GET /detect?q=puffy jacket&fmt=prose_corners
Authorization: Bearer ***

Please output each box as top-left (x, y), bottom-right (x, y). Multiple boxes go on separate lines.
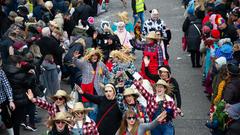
top-left (3, 64), bottom-right (35, 106)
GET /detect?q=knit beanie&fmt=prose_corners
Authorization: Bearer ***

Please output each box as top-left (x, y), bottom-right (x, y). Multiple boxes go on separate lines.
top-left (211, 29), bottom-right (220, 39)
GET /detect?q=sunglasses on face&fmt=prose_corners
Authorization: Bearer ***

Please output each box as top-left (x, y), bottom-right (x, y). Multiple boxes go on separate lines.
top-left (76, 111), bottom-right (84, 115)
top-left (56, 97), bottom-right (64, 101)
top-left (55, 121), bottom-right (66, 124)
top-left (127, 116), bottom-right (136, 120)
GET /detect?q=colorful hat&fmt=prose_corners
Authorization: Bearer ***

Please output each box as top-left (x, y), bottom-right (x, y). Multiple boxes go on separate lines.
top-left (13, 41), bottom-right (27, 50)
top-left (123, 88), bottom-right (139, 97)
top-left (72, 102), bottom-right (94, 113)
top-left (211, 29), bottom-right (220, 39)
top-left (50, 90), bottom-right (72, 102)
top-left (215, 16), bottom-right (225, 26)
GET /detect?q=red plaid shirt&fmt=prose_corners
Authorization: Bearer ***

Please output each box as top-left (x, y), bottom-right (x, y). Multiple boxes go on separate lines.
top-left (134, 81), bottom-right (178, 123)
top-left (82, 120), bottom-right (99, 135)
top-left (34, 98), bottom-right (59, 117)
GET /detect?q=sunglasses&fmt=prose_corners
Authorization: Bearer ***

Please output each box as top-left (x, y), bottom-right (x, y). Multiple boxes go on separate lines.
top-left (55, 121), bottom-right (66, 124)
top-left (76, 111), bottom-right (84, 115)
top-left (127, 116), bottom-right (136, 120)
top-left (56, 97), bottom-right (64, 101)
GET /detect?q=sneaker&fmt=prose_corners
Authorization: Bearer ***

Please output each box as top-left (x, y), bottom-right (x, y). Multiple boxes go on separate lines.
top-left (20, 123), bottom-right (27, 128)
top-left (25, 125), bottom-right (37, 132)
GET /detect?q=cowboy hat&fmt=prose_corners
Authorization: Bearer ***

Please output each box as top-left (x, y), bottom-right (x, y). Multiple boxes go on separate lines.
top-left (154, 79), bottom-right (169, 88)
top-left (50, 90), bottom-right (72, 102)
top-left (72, 102), bottom-right (94, 113)
top-left (123, 88), bottom-right (139, 97)
top-left (48, 112), bottom-right (72, 127)
top-left (146, 31), bottom-right (160, 40)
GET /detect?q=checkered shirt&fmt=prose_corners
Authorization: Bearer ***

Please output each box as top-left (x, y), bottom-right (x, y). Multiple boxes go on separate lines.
top-left (82, 120), bottom-right (99, 135)
top-left (134, 81), bottom-right (178, 123)
top-left (0, 69), bottom-right (13, 104)
top-left (34, 98), bottom-right (58, 117)
top-left (134, 42), bottom-right (164, 66)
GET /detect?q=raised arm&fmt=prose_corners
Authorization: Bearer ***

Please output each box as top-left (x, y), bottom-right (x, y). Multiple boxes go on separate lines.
top-left (81, 93), bottom-right (102, 105)
top-left (134, 81), bottom-right (153, 102)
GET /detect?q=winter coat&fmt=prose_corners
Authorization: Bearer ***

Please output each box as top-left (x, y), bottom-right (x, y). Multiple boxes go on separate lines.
top-left (223, 77), bottom-right (240, 104)
top-left (35, 36), bottom-right (65, 67)
top-left (71, 4), bottom-right (94, 27)
top-left (219, 24), bottom-right (239, 43)
top-left (0, 37), bottom-right (14, 65)
top-left (182, 15), bottom-right (202, 52)
top-left (40, 60), bottom-right (60, 97)
top-left (82, 93), bottom-right (122, 135)
top-left (3, 64), bottom-right (35, 107)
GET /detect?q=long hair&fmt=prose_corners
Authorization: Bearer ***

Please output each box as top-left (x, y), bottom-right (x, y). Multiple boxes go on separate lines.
top-left (29, 44), bottom-right (42, 58)
top-left (118, 109), bottom-right (140, 135)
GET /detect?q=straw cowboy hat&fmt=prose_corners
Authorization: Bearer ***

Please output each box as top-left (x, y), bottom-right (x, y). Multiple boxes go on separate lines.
top-left (146, 31), bottom-right (161, 40)
top-left (123, 88), bottom-right (140, 97)
top-left (72, 102), bottom-right (94, 113)
top-left (118, 11), bottom-right (129, 23)
top-left (15, 16), bottom-right (24, 23)
top-left (48, 112), bottom-right (72, 127)
top-left (50, 90), bottom-right (72, 102)
top-left (154, 79), bottom-right (169, 88)
top-left (84, 48), bottom-right (103, 61)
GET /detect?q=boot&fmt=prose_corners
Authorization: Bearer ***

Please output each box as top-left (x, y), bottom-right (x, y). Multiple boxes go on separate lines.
top-left (7, 128), bottom-right (14, 135)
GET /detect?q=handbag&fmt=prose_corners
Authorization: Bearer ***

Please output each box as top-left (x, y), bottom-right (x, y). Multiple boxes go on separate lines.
top-left (81, 73), bottom-right (96, 102)
top-left (182, 35), bottom-right (187, 51)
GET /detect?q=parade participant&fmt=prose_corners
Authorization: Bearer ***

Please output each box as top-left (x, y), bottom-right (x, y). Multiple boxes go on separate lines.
top-left (134, 31), bottom-right (164, 84)
top-left (71, 102), bottom-right (99, 135)
top-left (115, 109), bottom-right (167, 135)
top-left (112, 11), bottom-right (134, 34)
top-left (26, 89), bottom-right (72, 117)
top-left (142, 9), bottom-right (167, 39)
top-left (117, 87), bottom-right (149, 123)
top-left (76, 83), bottom-right (122, 135)
top-left (47, 112), bottom-right (72, 135)
top-left (73, 48), bottom-right (111, 120)
top-left (114, 22), bottom-right (134, 51)
top-left (110, 50), bottom-right (137, 87)
top-left (0, 68), bottom-right (15, 135)
top-left (144, 59), bottom-right (182, 115)
top-left (134, 79), bottom-right (178, 135)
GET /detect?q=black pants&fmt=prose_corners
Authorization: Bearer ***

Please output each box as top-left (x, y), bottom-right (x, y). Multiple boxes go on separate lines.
top-left (0, 101), bottom-right (12, 128)
top-left (190, 51), bottom-right (201, 67)
top-left (12, 105), bottom-right (26, 135)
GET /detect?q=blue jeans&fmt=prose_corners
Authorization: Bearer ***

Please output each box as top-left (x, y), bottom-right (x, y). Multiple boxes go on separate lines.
top-left (151, 121), bottom-right (175, 135)
top-left (133, 12), bottom-right (144, 32)
top-left (83, 102), bottom-right (98, 121)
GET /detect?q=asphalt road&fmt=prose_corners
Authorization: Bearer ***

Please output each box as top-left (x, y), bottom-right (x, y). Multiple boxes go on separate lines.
top-left (1, 0), bottom-right (211, 134)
